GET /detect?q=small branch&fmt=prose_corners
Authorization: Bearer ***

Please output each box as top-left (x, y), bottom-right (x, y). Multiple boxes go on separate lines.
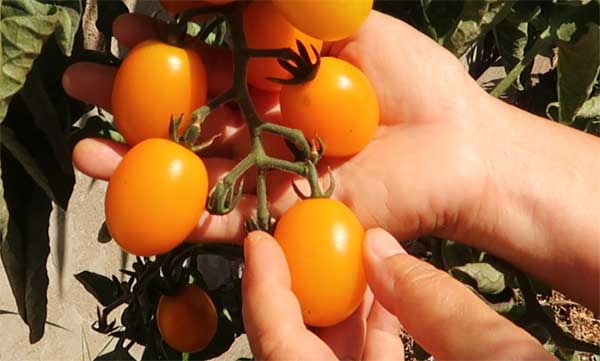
top-left (258, 122), bottom-right (311, 157)
top-left (256, 169), bottom-right (270, 231)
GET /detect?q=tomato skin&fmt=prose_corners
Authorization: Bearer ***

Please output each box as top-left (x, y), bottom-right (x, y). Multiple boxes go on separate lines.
top-left (274, 198), bottom-right (366, 327)
top-left (112, 40), bottom-right (207, 146)
top-left (105, 139), bottom-right (208, 257)
top-left (279, 57), bottom-right (379, 157)
top-left (273, 0), bottom-right (373, 41)
top-left (157, 284), bottom-right (218, 353)
top-left (243, 1), bottom-right (322, 92)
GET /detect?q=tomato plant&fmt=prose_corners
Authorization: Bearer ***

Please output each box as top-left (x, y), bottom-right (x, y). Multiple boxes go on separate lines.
top-left (111, 39), bottom-right (207, 146)
top-left (243, 1), bottom-right (322, 92)
top-left (280, 57), bottom-right (379, 157)
top-left (5, 0), bottom-right (600, 360)
top-left (274, 198), bottom-right (366, 327)
top-left (273, 0), bottom-right (374, 41)
top-left (105, 138), bottom-right (208, 257)
top-left (157, 284), bottom-right (218, 353)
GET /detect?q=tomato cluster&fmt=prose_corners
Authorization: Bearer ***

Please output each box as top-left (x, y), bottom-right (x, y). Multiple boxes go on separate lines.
top-left (104, 0), bottom-right (375, 351)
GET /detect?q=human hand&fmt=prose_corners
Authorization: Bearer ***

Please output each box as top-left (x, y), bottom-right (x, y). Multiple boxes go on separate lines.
top-left (242, 229), bottom-right (553, 360)
top-left (64, 10), bottom-right (487, 242)
top-left (64, 10), bottom-right (600, 309)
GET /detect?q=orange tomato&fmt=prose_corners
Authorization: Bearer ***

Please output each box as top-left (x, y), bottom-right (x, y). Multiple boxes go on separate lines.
top-left (157, 284), bottom-right (218, 353)
top-left (274, 198), bottom-right (366, 327)
top-left (111, 39), bottom-right (207, 146)
top-left (243, 1), bottom-right (322, 92)
top-left (279, 57), bottom-right (379, 157)
top-left (105, 139), bottom-right (208, 256)
top-left (273, 0), bottom-right (373, 41)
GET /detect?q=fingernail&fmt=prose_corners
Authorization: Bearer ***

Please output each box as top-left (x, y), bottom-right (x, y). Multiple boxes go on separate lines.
top-left (366, 228), bottom-right (406, 259)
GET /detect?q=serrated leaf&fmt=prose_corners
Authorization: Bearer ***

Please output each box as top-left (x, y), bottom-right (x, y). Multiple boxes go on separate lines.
top-left (0, 150), bottom-right (52, 343)
top-left (75, 271), bottom-right (120, 307)
top-left (442, 0), bottom-right (515, 57)
top-left (557, 23), bottom-right (600, 123)
top-left (0, 0), bottom-right (82, 121)
top-left (450, 262), bottom-right (506, 295)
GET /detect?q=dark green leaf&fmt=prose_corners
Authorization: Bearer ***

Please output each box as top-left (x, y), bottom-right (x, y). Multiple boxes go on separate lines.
top-left (0, 0), bottom-right (82, 120)
top-left (19, 66), bottom-right (72, 174)
top-left (450, 262), bottom-right (506, 295)
top-left (442, 0), bottom-right (515, 57)
top-left (96, 1), bottom-right (129, 41)
top-left (557, 23), bottom-right (600, 123)
top-left (75, 271), bottom-right (120, 307)
top-left (97, 221), bottom-right (112, 243)
top-left (440, 240), bottom-right (475, 269)
top-left (0, 125), bottom-right (58, 205)
top-left (71, 114), bottom-right (125, 147)
top-left (0, 149), bottom-right (52, 343)
top-left (494, 2), bottom-right (541, 90)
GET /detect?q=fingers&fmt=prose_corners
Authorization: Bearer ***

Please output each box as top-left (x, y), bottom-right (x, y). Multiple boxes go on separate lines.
top-left (363, 228), bottom-right (553, 361)
top-left (315, 290), bottom-right (374, 360)
top-left (72, 138), bottom-right (128, 180)
top-left (112, 13), bottom-right (157, 49)
top-left (362, 301), bottom-right (404, 361)
top-left (242, 231), bottom-right (337, 360)
top-left (62, 63), bottom-right (116, 111)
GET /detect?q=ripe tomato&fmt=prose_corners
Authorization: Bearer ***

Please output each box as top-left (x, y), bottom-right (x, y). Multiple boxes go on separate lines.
top-left (112, 39), bottom-right (207, 146)
top-left (273, 0), bottom-right (373, 41)
top-left (105, 139), bottom-right (208, 257)
top-left (160, 0), bottom-right (234, 14)
top-left (279, 57), bottom-right (379, 157)
top-left (157, 284), bottom-right (218, 353)
top-left (274, 198), bottom-right (366, 327)
top-left (243, 1), bottom-right (322, 92)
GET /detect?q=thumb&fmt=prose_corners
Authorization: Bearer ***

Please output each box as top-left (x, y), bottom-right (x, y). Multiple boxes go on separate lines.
top-left (363, 228), bottom-right (553, 361)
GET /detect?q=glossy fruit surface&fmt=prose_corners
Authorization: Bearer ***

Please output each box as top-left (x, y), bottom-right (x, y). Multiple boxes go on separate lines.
top-left (274, 198), bottom-right (366, 327)
top-left (243, 1), bottom-right (322, 92)
top-left (105, 138), bottom-right (208, 256)
top-left (157, 284), bottom-right (218, 353)
top-left (112, 40), bottom-right (207, 145)
top-left (279, 57), bottom-right (379, 157)
top-left (273, 0), bottom-right (373, 41)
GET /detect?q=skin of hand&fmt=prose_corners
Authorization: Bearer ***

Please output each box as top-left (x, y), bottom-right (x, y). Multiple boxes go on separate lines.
top-left (242, 229), bottom-right (554, 360)
top-left (63, 10), bottom-right (599, 310)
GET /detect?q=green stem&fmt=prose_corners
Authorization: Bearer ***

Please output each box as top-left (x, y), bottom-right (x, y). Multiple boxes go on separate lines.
top-left (491, 27), bottom-right (552, 98)
top-left (222, 153), bottom-right (256, 185)
top-left (258, 122), bottom-right (311, 157)
top-left (256, 169), bottom-right (270, 231)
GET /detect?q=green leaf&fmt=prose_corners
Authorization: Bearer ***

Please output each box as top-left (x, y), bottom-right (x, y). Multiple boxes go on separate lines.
top-left (440, 240), bottom-right (475, 269)
top-left (0, 0), bottom-right (82, 121)
top-left (0, 149), bottom-right (52, 343)
top-left (0, 125), bottom-right (57, 204)
top-left (557, 23), bottom-right (600, 123)
top-left (494, 2), bottom-right (541, 90)
top-left (97, 221), bottom-right (112, 243)
top-left (74, 271), bottom-right (120, 307)
top-left (450, 262), bottom-right (506, 295)
top-left (442, 0), bottom-right (515, 57)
